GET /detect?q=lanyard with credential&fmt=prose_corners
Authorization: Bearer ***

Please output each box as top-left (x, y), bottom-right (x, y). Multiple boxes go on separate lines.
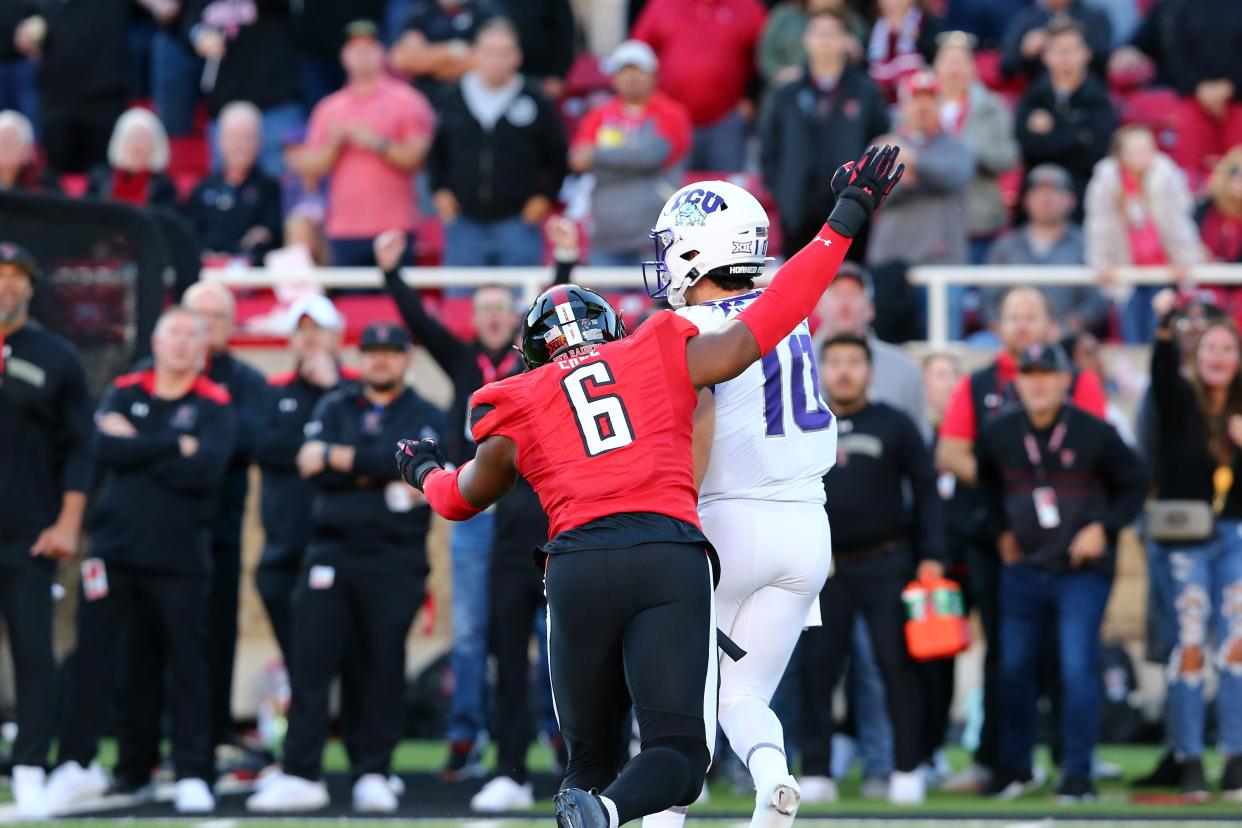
top-left (1022, 410), bottom-right (1069, 529)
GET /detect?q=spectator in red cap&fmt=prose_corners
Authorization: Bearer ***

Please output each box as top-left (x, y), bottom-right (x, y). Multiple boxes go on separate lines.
top-left (867, 70), bottom-right (973, 271)
top-left (570, 39), bottom-right (692, 266)
top-left (293, 20), bottom-right (434, 267)
top-left (866, 0), bottom-right (944, 104)
top-left (632, 0), bottom-right (766, 172)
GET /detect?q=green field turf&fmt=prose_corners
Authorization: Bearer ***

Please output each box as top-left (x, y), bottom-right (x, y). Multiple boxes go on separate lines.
top-left (8, 741), bottom-right (1242, 825)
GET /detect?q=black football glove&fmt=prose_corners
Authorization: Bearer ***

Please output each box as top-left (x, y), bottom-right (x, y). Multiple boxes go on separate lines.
top-left (395, 438), bottom-right (446, 491)
top-left (826, 144), bottom-right (905, 238)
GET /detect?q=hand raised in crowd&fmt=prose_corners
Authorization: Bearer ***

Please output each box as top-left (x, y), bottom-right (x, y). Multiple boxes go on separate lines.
top-left (14, 16), bottom-right (46, 58)
top-left (1068, 521), bottom-right (1107, 568)
top-left (1020, 27), bottom-right (1048, 58)
top-left (194, 27), bottom-right (226, 61)
top-left (31, 520), bottom-right (78, 562)
top-left (545, 215), bottom-right (579, 259)
top-left (1228, 414), bottom-right (1242, 450)
top-left (433, 190), bottom-right (459, 223)
top-left (998, 530), bottom-right (1022, 565)
top-left (97, 412), bottom-right (137, 437)
top-left (297, 440), bottom-right (327, 478)
top-left (374, 229), bottom-right (408, 273)
top-left (300, 350), bottom-right (339, 389)
top-left (1150, 287), bottom-right (1179, 321)
top-left (178, 434), bottom-right (199, 457)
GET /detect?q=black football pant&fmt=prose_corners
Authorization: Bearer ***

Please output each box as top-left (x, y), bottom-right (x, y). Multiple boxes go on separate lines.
top-left (282, 553), bottom-right (423, 781)
top-left (255, 557), bottom-right (302, 666)
top-left (0, 549), bottom-right (57, 769)
top-left (57, 563), bottom-right (212, 782)
top-left (545, 542), bottom-right (716, 824)
top-left (490, 557), bottom-right (548, 784)
top-left (799, 544), bottom-right (924, 774)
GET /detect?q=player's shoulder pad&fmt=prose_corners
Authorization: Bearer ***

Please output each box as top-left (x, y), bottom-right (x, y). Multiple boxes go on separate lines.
top-left (676, 303), bottom-right (727, 333)
top-left (643, 308), bottom-right (700, 340)
top-left (469, 372), bottom-right (529, 443)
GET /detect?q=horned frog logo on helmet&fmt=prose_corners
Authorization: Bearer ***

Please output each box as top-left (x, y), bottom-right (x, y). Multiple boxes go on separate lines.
top-left (643, 180), bottom-right (771, 308)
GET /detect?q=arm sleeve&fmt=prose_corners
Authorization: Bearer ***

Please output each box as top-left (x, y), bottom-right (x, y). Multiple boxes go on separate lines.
top-left (151, 403), bottom-right (237, 492)
top-left (1150, 334), bottom-right (1189, 429)
top-left (1070, 370), bottom-right (1109, 420)
top-left (571, 107), bottom-right (602, 150)
top-left (382, 267), bottom-right (461, 371)
top-left (91, 388), bottom-right (180, 468)
top-left (303, 395), bottom-right (354, 489)
top-left (736, 225), bottom-right (853, 355)
top-left (56, 351), bottom-right (95, 493)
top-left (938, 376), bottom-right (977, 441)
top-left (900, 412), bottom-right (947, 562)
top-left (1096, 422), bottom-right (1149, 533)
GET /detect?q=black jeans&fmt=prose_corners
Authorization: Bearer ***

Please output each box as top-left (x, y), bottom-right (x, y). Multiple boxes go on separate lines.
top-left (0, 549), bottom-right (57, 768)
top-left (490, 558), bottom-right (547, 784)
top-left (58, 562), bottom-right (212, 782)
top-left (282, 552), bottom-right (423, 781)
top-left (799, 544), bottom-right (924, 774)
top-left (545, 542), bottom-right (715, 823)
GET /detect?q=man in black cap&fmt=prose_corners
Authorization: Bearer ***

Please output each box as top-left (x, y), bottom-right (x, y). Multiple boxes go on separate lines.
top-left (0, 242), bottom-right (93, 818)
top-left (975, 341), bottom-right (1146, 802)
top-left (247, 321), bottom-right (442, 814)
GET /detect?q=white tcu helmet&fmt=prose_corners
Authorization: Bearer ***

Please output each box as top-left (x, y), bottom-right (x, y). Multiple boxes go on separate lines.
top-left (642, 180), bottom-right (771, 308)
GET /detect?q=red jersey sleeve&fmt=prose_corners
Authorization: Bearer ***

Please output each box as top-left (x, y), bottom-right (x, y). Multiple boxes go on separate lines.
top-left (1071, 370), bottom-right (1109, 419)
top-left (938, 375), bottom-right (977, 441)
top-left (469, 374), bottom-right (530, 444)
top-left (572, 106), bottom-right (603, 150)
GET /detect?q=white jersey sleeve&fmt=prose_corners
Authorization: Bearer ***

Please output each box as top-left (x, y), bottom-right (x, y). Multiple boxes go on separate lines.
top-left (677, 291), bottom-right (837, 506)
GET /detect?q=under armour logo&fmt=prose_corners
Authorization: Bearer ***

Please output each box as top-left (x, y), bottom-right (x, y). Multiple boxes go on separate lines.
top-left (811, 236), bottom-right (834, 248)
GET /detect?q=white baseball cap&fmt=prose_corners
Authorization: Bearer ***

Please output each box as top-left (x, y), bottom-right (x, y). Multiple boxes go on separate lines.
top-left (603, 40), bottom-right (658, 75)
top-left (286, 293), bottom-right (343, 332)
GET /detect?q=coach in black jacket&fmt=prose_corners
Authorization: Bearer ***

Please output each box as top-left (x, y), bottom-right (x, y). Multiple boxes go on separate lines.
top-left (975, 341), bottom-right (1145, 801)
top-left (48, 306), bottom-right (235, 815)
top-left (427, 17), bottom-right (567, 267)
top-left (254, 294), bottom-right (357, 661)
top-left (252, 322), bottom-right (441, 811)
top-left (759, 10), bottom-right (888, 256)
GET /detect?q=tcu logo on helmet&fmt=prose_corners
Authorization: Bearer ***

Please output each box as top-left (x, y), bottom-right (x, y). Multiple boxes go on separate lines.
top-left (665, 188), bottom-right (728, 227)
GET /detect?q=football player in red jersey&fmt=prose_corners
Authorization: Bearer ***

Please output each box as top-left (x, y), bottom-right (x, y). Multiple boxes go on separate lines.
top-left (397, 146), bottom-right (904, 828)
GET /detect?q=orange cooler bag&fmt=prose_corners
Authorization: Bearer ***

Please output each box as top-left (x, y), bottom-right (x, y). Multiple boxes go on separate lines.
top-left (902, 576), bottom-right (972, 661)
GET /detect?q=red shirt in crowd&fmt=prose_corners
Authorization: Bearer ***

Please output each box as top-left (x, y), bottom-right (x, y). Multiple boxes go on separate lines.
top-left (939, 351), bottom-right (1110, 442)
top-left (632, 0), bottom-right (766, 128)
top-left (306, 77), bottom-right (435, 239)
top-left (571, 90), bottom-right (692, 165)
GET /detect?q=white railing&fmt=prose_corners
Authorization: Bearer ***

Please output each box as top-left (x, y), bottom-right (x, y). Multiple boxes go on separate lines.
top-left (202, 263), bottom-right (1242, 345)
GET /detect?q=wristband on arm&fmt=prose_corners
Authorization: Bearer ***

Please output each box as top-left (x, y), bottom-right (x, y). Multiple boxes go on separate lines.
top-left (422, 465), bottom-right (484, 521)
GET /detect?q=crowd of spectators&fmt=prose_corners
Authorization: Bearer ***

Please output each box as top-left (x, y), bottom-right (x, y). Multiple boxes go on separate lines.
top-left (6, 0), bottom-right (1242, 819)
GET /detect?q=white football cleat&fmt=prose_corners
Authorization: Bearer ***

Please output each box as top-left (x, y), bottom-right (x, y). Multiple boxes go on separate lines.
top-left (471, 776), bottom-right (535, 812)
top-left (750, 775), bottom-right (801, 828)
top-left (888, 769), bottom-right (926, 805)
top-left (246, 772), bottom-right (329, 812)
top-left (174, 778), bottom-right (215, 813)
top-left (352, 772), bottom-right (398, 813)
top-left (12, 765), bottom-right (48, 819)
top-left (42, 761), bottom-right (108, 815)
top-left (797, 775), bottom-right (837, 804)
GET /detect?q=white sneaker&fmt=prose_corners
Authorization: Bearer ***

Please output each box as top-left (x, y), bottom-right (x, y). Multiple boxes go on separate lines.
top-left (749, 775), bottom-right (800, 828)
top-left (798, 775), bottom-right (838, 804)
top-left (941, 761), bottom-right (991, 794)
top-left (246, 772), bottom-right (329, 812)
top-left (12, 765), bottom-right (48, 819)
top-left (174, 778), bottom-right (215, 813)
top-left (43, 761), bottom-right (108, 815)
top-left (470, 776), bottom-right (535, 812)
top-left (888, 769), bottom-right (926, 805)
top-left (352, 772), bottom-right (398, 813)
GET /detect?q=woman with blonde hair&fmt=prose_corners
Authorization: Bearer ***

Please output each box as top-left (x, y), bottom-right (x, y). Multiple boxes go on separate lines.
top-left (85, 108), bottom-right (178, 208)
top-left (1084, 124), bottom-right (1204, 342)
top-left (1200, 147), bottom-right (1242, 264)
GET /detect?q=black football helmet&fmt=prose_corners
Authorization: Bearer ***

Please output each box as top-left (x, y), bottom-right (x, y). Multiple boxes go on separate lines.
top-left (520, 284), bottom-right (627, 369)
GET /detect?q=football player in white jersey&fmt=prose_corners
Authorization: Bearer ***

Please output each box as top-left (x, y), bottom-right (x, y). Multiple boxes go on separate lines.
top-left (640, 181), bottom-right (837, 828)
